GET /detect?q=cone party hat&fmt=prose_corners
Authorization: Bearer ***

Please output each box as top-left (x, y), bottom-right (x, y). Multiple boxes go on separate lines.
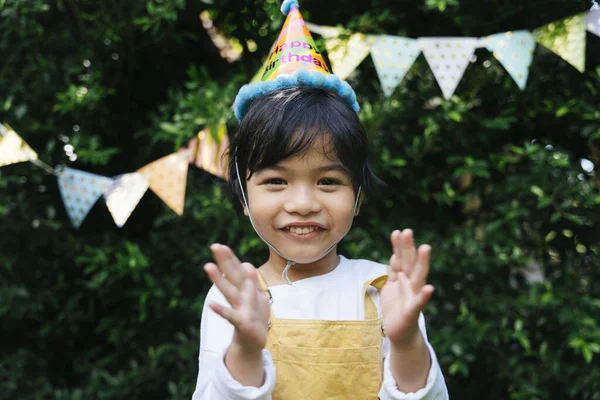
top-left (233, 0), bottom-right (359, 121)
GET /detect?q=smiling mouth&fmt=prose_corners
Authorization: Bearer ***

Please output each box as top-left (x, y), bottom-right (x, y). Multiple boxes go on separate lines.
top-left (285, 226), bottom-right (319, 235)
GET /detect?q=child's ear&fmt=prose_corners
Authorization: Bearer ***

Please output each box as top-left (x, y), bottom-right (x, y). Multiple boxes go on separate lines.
top-left (354, 191), bottom-right (365, 216)
top-left (242, 201), bottom-right (249, 216)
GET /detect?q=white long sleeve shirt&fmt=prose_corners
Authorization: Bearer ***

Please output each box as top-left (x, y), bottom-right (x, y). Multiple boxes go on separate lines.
top-left (192, 255), bottom-right (449, 400)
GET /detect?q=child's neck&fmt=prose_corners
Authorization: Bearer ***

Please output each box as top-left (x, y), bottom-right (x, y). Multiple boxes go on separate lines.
top-left (259, 250), bottom-right (340, 286)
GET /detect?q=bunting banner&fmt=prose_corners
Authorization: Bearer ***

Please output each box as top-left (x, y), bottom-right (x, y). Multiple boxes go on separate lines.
top-left (306, 7), bottom-right (598, 98)
top-left (137, 152), bottom-right (189, 216)
top-left (104, 172), bottom-right (150, 228)
top-left (369, 35), bottom-right (420, 97)
top-left (534, 13), bottom-right (587, 72)
top-left (484, 30), bottom-right (536, 90)
top-left (0, 122), bottom-right (229, 229)
top-left (57, 168), bottom-right (113, 229)
top-left (419, 37), bottom-right (479, 100)
top-left (587, 9), bottom-right (600, 37)
top-left (324, 33), bottom-right (371, 80)
top-left (0, 123), bottom-right (38, 167)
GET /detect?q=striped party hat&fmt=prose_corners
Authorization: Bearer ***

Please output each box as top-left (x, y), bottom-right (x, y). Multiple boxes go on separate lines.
top-left (233, 0), bottom-right (359, 121)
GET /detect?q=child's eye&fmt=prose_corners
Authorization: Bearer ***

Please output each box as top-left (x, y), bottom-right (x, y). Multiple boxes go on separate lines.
top-left (318, 178), bottom-right (341, 186)
top-left (263, 178), bottom-right (286, 185)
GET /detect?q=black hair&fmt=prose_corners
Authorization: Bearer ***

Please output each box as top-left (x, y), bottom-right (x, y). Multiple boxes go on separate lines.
top-left (228, 86), bottom-right (378, 209)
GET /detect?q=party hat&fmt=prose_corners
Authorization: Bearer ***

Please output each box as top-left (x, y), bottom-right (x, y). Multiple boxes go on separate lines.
top-left (233, 0), bottom-right (359, 121)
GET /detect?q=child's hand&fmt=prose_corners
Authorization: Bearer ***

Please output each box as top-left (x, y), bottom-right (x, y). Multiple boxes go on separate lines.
top-left (380, 229), bottom-right (435, 347)
top-left (204, 244), bottom-right (271, 353)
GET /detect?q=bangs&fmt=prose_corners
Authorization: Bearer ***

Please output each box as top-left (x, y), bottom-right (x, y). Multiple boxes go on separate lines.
top-left (229, 86), bottom-right (377, 207)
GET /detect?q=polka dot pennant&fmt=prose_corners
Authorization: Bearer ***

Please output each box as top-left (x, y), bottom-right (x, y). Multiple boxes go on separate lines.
top-left (0, 124), bottom-right (38, 167)
top-left (57, 168), bottom-right (112, 229)
top-left (368, 35), bottom-right (420, 97)
top-left (419, 37), bottom-right (479, 100)
top-left (103, 172), bottom-right (149, 228)
top-left (137, 152), bottom-right (189, 216)
top-left (587, 10), bottom-right (600, 38)
top-left (534, 13), bottom-right (586, 73)
top-left (484, 30), bottom-right (536, 90)
top-left (325, 33), bottom-right (371, 80)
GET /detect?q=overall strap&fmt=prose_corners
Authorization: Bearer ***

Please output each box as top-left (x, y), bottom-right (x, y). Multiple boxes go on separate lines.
top-left (363, 274), bottom-right (388, 320)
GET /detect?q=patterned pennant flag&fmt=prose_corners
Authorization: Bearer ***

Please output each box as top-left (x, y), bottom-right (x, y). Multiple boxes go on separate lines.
top-left (185, 123), bottom-right (230, 180)
top-left (103, 172), bottom-right (149, 228)
top-left (137, 152), bottom-right (189, 216)
top-left (484, 30), bottom-right (536, 90)
top-left (325, 33), bottom-right (371, 80)
top-left (587, 10), bottom-right (600, 37)
top-left (368, 35), bottom-right (420, 96)
top-left (0, 123), bottom-right (38, 167)
top-left (57, 168), bottom-right (112, 228)
top-left (534, 13), bottom-right (586, 72)
top-left (419, 38), bottom-right (479, 99)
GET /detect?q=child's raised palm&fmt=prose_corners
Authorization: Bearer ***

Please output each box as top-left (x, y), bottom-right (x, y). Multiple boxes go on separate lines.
top-left (204, 244), bottom-right (271, 351)
top-left (380, 230), bottom-right (435, 346)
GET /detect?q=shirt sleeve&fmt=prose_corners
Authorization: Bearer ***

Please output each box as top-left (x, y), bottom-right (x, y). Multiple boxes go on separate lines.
top-left (378, 313), bottom-right (449, 400)
top-left (192, 285), bottom-right (277, 400)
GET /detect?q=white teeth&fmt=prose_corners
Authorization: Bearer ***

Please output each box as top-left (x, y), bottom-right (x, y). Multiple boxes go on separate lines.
top-left (288, 226), bottom-right (316, 235)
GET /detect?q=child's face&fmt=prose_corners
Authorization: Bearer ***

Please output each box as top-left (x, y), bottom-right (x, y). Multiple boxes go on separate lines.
top-left (244, 136), bottom-right (358, 265)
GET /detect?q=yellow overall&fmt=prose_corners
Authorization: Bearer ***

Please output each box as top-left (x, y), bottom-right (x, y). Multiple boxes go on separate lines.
top-left (257, 273), bottom-right (388, 400)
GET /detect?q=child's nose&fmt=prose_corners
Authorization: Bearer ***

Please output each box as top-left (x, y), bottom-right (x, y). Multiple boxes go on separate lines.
top-left (283, 187), bottom-right (321, 215)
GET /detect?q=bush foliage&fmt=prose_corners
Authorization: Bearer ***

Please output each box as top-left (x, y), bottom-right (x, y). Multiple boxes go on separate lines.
top-left (1, 0), bottom-right (599, 399)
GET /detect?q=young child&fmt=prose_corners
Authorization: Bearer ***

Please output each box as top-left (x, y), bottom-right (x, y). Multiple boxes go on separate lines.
top-left (192, 1), bottom-right (449, 399)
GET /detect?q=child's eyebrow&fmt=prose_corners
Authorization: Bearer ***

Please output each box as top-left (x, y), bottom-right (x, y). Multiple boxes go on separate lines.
top-left (262, 163), bottom-right (349, 173)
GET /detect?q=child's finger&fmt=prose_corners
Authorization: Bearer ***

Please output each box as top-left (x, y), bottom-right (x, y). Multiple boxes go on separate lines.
top-left (211, 244), bottom-right (245, 287)
top-left (204, 263), bottom-right (241, 307)
top-left (410, 245), bottom-right (431, 291)
top-left (414, 284), bottom-right (435, 311)
top-left (400, 229), bottom-right (417, 276)
top-left (388, 231), bottom-right (402, 281)
top-left (207, 301), bottom-right (239, 327)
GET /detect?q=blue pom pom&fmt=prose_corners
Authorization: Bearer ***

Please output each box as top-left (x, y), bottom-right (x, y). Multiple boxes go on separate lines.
top-left (338, 81), bottom-right (353, 100)
top-left (352, 102), bottom-right (360, 113)
top-left (276, 75), bottom-right (295, 88)
top-left (310, 72), bottom-right (326, 88)
top-left (281, 0), bottom-right (300, 15)
top-left (323, 74), bottom-right (340, 91)
top-left (294, 69), bottom-right (311, 85)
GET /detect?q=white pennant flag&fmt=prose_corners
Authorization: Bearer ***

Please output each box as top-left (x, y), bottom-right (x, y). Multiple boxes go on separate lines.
top-left (57, 168), bottom-right (112, 228)
top-left (369, 35), bottom-right (420, 97)
top-left (103, 172), bottom-right (149, 228)
top-left (419, 37), bottom-right (479, 99)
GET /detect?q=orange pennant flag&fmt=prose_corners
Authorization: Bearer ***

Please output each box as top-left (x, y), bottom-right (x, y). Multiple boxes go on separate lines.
top-left (137, 152), bottom-right (189, 216)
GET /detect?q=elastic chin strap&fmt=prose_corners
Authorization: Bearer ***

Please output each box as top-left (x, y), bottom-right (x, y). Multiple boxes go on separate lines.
top-left (235, 157), bottom-right (362, 285)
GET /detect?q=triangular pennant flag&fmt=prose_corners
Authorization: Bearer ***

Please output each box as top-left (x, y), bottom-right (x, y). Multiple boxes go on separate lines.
top-left (325, 33), bottom-right (371, 80)
top-left (57, 168), bottom-right (112, 228)
top-left (484, 30), bottom-right (536, 90)
top-left (103, 172), bottom-right (149, 228)
top-left (368, 35), bottom-right (420, 96)
top-left (0, 123), bottom-right (38, 167)
top-left (534, 13), bottom-right (586, 72)
top-left (137, 152), bottom-right (189, 216)
top-left (305, 22), bottom-right (341, 38)
top-left (587, 10), bottom-right (600, 37)
top-left (187, 123), bottom-right (230, 180)
top-left (419, 37), bottom-right (479, 99)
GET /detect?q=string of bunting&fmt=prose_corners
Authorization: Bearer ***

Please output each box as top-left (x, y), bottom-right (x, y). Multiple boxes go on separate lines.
top-left (303, 3), bottom-right (600, 99)
top-left (0, 122), bottom-right (229, 228)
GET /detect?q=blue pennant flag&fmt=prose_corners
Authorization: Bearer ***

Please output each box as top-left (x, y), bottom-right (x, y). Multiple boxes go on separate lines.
top-left (57, 167), bottom-right (112, 228)
top-left (484, 30), bottom-right (536, 90)
top-left (369, 35), bottom-right (420, 97)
